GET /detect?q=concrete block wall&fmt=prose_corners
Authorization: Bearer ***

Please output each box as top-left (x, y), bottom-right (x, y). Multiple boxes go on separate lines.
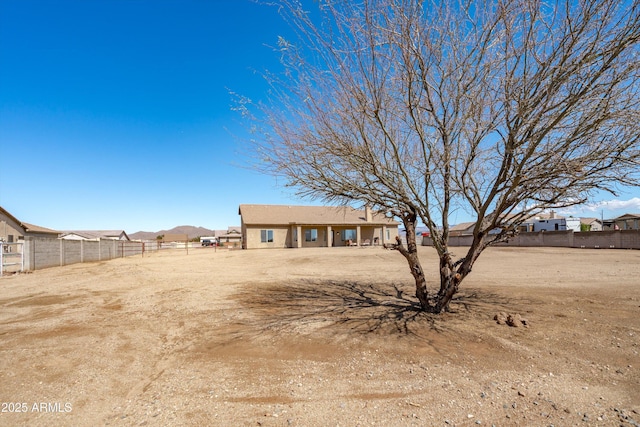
top-left (574, 231), bottom-right (618, 248)
top-left (82, 241), bottom-right (102, 262)
top-left (509, 233), bottom-right (543, 246)
top-left (102, 240), bottom-right (116, 259)
top-left (23, 238), bottom-right (158, 271)
top-left (26, 238), bottom-right (61, 270)
top-left (447, 235), bottom-right (473, 246)
top-left (423, 230), bottom-right (640, 249)
top-left (619, 230), bottom-right (640, 249)
top-left (541, 231), bottom-right (574, 247)
top-left (63, 240), bottom-right (82, 265)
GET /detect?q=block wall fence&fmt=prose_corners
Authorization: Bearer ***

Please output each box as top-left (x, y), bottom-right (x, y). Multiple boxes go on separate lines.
top-left (22, 237), bottom-right (161, 271)
top-left (422, 230), bottom-right (640, 249)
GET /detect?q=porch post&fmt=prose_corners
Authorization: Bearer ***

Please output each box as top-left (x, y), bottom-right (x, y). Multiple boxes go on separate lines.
top-left (327, 226), bottom-right (332, 247)
top-left (297, 225), bottom-right (302, 248)
top-left (382, 226), bottom-right (387, 245)
top-left (356, 225), bottom-right (361, 246)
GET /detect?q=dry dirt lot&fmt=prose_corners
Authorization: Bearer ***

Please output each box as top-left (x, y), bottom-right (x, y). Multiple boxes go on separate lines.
top-left (0, 246), bottom-right (639, 426)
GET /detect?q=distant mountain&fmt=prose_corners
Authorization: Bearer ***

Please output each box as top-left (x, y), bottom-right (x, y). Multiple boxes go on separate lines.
top-left (130, 225), bottom-right (216, 241)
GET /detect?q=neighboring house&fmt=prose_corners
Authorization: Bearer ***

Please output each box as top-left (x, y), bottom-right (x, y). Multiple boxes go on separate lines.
top-left (0, 206), bottom-right (60, 242)
top-left (59, 230), bottom-right (131, 241)
top-left (200, 227), bottom-right (243, 247)
top-left (449, 222), bottom-right (476, 236)
top-left (238, 204), bottom-right (399, 249)
top-left (446, 219), bottom-right (528, 236)
top-left (605, 213), bottom-right (640, 230)
top-left (450, 211), bottom-right (570, 236)
top-left (217, 227), bottom-right (242, 246)
top-left (161, 234), bottom-right (189, 242)
top-left (565, 217), bottom-right (581, 232)
top-left (579, 217), bottom-right (603, 232)
top-left (514, 212), bottom-right (604, 233)
top-left (523, 211), bottom-right (566, 232)
top-left (530, 219), bottom-right (567, 232)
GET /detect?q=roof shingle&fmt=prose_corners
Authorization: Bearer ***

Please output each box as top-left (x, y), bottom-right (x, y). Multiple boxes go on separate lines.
top-left (239, 204), bottom-right (398, 226)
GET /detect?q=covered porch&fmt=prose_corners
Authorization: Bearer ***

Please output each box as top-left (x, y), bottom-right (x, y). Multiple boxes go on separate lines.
top-left (289, 224), bottom-right (391, 248)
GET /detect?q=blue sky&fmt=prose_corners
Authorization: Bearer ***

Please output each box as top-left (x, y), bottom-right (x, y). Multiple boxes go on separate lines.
top-left (1, 0), bottom-right (639, 233)
top-left (0, 0), bottom-right (307, 232)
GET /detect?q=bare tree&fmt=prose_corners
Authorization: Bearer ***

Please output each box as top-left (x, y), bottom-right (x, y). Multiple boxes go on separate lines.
top-left (238, 0), bottom-right (640, 313)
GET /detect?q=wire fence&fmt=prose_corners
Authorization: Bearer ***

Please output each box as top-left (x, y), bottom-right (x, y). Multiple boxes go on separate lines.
top-left (1, 242), bottom-right (24, 276)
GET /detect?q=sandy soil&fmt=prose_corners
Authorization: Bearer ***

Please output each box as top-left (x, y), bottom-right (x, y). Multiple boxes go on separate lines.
top-left (0, 245), bottom-right (639, 426)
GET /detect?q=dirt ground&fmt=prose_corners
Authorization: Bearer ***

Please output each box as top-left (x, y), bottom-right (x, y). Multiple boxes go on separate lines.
top-left (0, 245), bottom-right (639, 426)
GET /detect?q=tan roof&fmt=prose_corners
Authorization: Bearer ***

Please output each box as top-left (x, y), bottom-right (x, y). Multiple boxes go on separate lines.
top-left (580, 217), bottom-right (601, 225)
top-left (450, 222), bottom-right (475, 232)
top-left (614, 213), bottom-right (640, 220)
top-left (1, 206), bottom-right (59, 235)
top-left (218, 232), bottom-right (242, 239)
top-left (532, 212), bottom-right (565, 220)
top-left (239, 204), bottom-right (398, 226)
top-left (60, 230), bottom-right (130, 240)
top-left (162, 233), bottom-right (189, 242)
top-left (22, 222), bottom-right (60, 235)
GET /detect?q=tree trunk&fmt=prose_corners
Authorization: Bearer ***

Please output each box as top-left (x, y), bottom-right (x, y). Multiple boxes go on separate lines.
top-left (395, 213), bottom-right (430, 311)
top-left (434, 271), bottom-right (461, 313)
top-left (433, 235), bottom-right (485, 312)
top-left (406, 244), bottom-right (430, 310)
top-left (434, 251), bottom-right (458, 313)
top-left (392, 216), bottom-right (487, 313)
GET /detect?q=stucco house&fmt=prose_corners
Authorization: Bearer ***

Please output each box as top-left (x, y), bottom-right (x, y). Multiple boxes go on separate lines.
top-left (216, 227), bottom-right (242, 247)
top-left (520, 211), bottom-right (566, 232)
top-left (59, 230), bottom-right (131, 241)
top-left (447, 211), bottom-right (571, 236)
top-left (448, 222), bottom-right (476, 236)
top-left (579, 217), bottom-right (603, 232)
top-left (0, 206), bottom-right (60, 242)
top-left (161, 234), bottom-right (189, 243)
top-left (604, 213), bottom-right (640, 230)
top-left (238, 204), bottom-right (399, 249)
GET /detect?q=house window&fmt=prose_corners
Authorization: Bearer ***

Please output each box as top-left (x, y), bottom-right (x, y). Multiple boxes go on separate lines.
top-left (260, 230), bottom-right (273, 243)
top-left (386, 229), bottom-right (390, 240)
top-left (342, 229), bottom-right (357, 241)
top-left (305, 228), bottom-right (317, 242)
